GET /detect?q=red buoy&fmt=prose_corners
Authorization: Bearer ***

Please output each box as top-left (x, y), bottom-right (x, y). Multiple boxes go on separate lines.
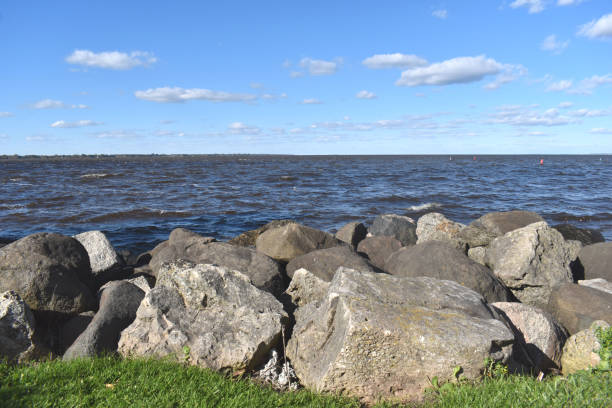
top-left (473, 156), bottom-right (476, 161)
top-left (540, 159), bottom-right (544, 165)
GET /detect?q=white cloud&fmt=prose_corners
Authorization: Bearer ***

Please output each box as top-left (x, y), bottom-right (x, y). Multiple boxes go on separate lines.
top-left (66, 50), bottom-right (157, 70)
top-left (557, 0), bottom-right (585, 5)
top-left (540, 35), bottom-right (569, 53)
top-left (396, 55), bottom-right (503, 86)
top-left (432, 9), bottom-right (448, 19)
top-left (0, 112), bottom-right (14, 118)
top-left (93, 130), bottom-right (143, 138)
top-left (0, 133), bottom-right (8, 139)
top-left (578, 13), bottom-right (612, 39)
top-left (568, 108), bottom-right (611, 117)
top-left (301, 98), bottom-right (322, 104)
top-left (558, 101), bottom-right (573, 108)
top-left (362, 53), bottom-right (428, 69)
top-left (484, 64), bottom-right (527, 90)
top-left (134, 87), bottom-right (257, 103)
top-left (299, 58), bottom-right (338, 75)
top-left (510, 0), bottom-right (545, 13)
top-left (31, 99), bottom-right (89, 109)
top-left (590, 128), bottom-right (612, 134)
top-left (569, 74), bottom-right (612, 94)
top-left (356, 90), bottom-right (377, 99)
top-left (546, 80), bottom-right (573, 91)
top-left (227, 122), bottom-right (261, 135)
top-left (289, 71), bottom-right (304, 78)
top-left (488, 105), bottom-right (578, 126)
top-left (250, 82), bottom-right (264, 89)
top-left (50, 120), bottom-right (103, 128)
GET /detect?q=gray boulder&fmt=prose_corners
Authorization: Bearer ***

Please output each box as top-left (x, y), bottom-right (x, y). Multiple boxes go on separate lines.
top-left (63, 281), bottom-right (144, 360)
top-left (0, 290), bottom-right (39, 362)
top-left (368, 214), bottom-right (417, 246)
top-left (73, 231), bottom-right (125, 285)
top-left (553, 224), bottom-right (605, 246)
top-left (149, 228), bottom-right (216, 275)
top-left (59, 311), bottom-right (95, 354)
top-left (285, 268), bottom-right (330, 308)
top-left (578, 278), bottom-right (612, 296)
top-left (385, 241), bottom-right (512, 303)
top-left (547, 283), bottom-right (612, 335)
top-left (485, 222), bottom-right (574, 308)
top-left (467, 246), bottom-right (487, 266)
top-left (416, 212), bottom-right (466, 251)
top-left (0, 233), bottom-right (96, 315)
top-left (561, 320), bottom-right (609, 375)
top-left (228, 220), bottom-right (296, 247)
top-left (576, 242), bottom-right (612, 281)
top-left (472, 210), bottom-right (545, 237)
top-left (335, 221), bottom-right (367, 248)
top-left (256, 223), bottom-right (342, 263)
top-left (356, 236), bottom-right (402, 270)
top-left (458, 225), bottom-right (497, 248)
top-left (286, 246), bottom-right (381, 282)
top-left (491, 302), bottom-right (568, 372)
top-left (118, 261), bottom-right (287, 373)
top-left (287, 268), bottom-right (514, 404)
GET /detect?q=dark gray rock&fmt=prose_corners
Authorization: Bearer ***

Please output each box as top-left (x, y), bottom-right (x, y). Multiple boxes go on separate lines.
top-left (59, 311), bottom-right (95, 354)
top-left (149, 228), bottom-right (217, 275)
top-left (575, 242), bottom-right (612, 281)
top-left (546, 283), bottom-right (612, 335)
top-left (368, 214), bottom-right (417, 246)
top-left (457, 225), bottom-right (497, 248)
top-left (335, 222), bottom-right (367, 249)
top-left (286, 246), bottom-right (381, 282)
top-left (63, 281), bottom-right (144, 360)
top-left (385, 241), bottom-right (513, 303)
top-left (229, 220), bottom-right (296, 247)
top-left (356, 236), bottom-right (402, 270)
top-left (0, 233), bottom-right (96, 315)
top-left (256, 223), bottom-right (342, 263)
top-left (553, 224), bottom-right (605, 246)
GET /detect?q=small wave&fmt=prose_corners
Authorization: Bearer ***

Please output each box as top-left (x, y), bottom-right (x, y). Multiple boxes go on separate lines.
top-left (406, 203), bottom-right (442, 212)
top-left (86, 208), bottom-right (192, 223)
top-left (279, 175), bottom-right (297, 181)
top-left (80, 173), bottom-right (114, 179)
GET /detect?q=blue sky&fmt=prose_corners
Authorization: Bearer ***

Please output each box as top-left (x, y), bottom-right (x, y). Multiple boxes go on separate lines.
top-left (1, 0), bottom-right (611, 155)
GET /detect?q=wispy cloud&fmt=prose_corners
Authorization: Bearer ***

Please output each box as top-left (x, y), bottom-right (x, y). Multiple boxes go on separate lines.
top-left (546, 75), bottom-right (612, 94)
top-left (488, 105), bottom-right (578, 126)
top-left (557, 0), bottom-right (585, 5)
top-left (0, 112), bottom-right (14, 118)
top-left (30, 99), bottom-right (89, 109)
top-left (362, 53), bottom-right (428, 69)
top-left (227, 122), bottom-right (261, 135)
top-left (50, 120), bottom-right (103, 128)
top-left (356, 90), bottom-right (377, 99)
top-left (432, 9), bottom-right (448, 19)
top-left (540, 34), bottom-right (569, 54)
top-left (299, 58), bottom-right (339, 76)
top-left (134, 87), bottom-right (257, 103)
top-left (590, 128), bottom-right (612, 134)
top-left (578, 13), bottom-right (612, 39)
top-left (301, 98), bottom-right (323, 105)
top-left (66, 50), bottom-right (157, 70)
top-left (510, 0), bottom-right (545, 14)
top-left (546, 79), bottom-right (573, 91)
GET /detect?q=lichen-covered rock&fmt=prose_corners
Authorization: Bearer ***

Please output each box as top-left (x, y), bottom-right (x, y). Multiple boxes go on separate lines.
top-left (356, 236), bottom-right (401, 270)
top-left (335, 221), bottom-right (367, 249)
top-left (368, 214), bottom-right (417, 246)
top-left (547, 283), bottom-right (612, 335)
top-left (118, 261), bottom-right (287, 373)
top-left (0, 233), bottom-right (96, 315)
top-left (491, 302), bottom-right (568, 372)
top-left (256, 223), bottom-right (341, 263)
top-left (63, 281), bottom-right (145, 360)
top-left (578, 278), bottom-right (612, 296)
top-left (416, 212), bottom-right (466, 251)
top-left (286, 246), bottom-right (380, 282)
top-left (561, 320), bottom-right (609, 375)
top-left (73, 230), bottom-right (125, 284)
top-left (468, 246), bottom-right (487, 266)
top-left (287, 268), bottom-right (514, 404)
top-left (485, 222), bottom-right (574, 308)
top-left (0, 290), bottom-right (39, 362)
top-left (385, 241), bottom-right (512, 303)
top-left (285, 268), bottom-right (330, 307)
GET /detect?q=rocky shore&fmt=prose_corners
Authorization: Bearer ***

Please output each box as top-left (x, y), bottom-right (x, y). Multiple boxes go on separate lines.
top-left (1, 210), bottom-right (611, 404)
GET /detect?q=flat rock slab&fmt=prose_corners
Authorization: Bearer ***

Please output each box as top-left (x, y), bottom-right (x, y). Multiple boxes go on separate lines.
top-left (385, 241), bottom-right (512, 303)
top-left (118, 261), bottom-right (287, 373)
top-left (547, 283), bottom-right (612, 335)
top-left (287, 268), bottom-right (514, 404)
top-left (578, 278), bottom-right (612, 296)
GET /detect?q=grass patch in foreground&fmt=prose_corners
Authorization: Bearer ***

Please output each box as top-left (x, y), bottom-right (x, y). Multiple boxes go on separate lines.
top-left (1, 356), bottom-right (611, 407)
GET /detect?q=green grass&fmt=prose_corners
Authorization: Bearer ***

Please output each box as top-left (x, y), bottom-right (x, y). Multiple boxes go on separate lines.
top-left (1, 356), bottom-right (610, 407)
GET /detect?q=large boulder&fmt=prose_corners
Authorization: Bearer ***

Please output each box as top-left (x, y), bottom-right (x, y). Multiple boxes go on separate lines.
top-left (286, 246), bottom-right (381, 282)
top-left (416, 212), bottom-right (466, 251)
top-left (546, 283), bottom-right (612, 335)
top-left (228, 220), bottom-right (296, 247)
top-left (356, 236), bottom-right (401, 270)
top-left (0, 290), bottom-right (39, 362)
top-left (472, 210), bottom-right (544, 237)
top-left (335, 221), bottom-right (367, 249)
top-left (58, 311), bottom-right (95, 354)
top-left (368, 214), bottom-right (417, 246)
top-left (63, 281), bottom-right (145, 360)
top-left (553, 224), bottom-right (605, 246)
top-left (575, 242), bottom-right (612, 281)
top-left (150, 233), bottom-right (284, 297)
top-left (0, 233), bottom-right (96, 315)
top-left (485, 222), bottom-right (574, 308)
top-left (256, 223), bottom-right (342, 263)
top-left (491, 302), bottom-right (568, 372)
top-left (561, 320), bottom-right (609, 375)
top-left (149, 228), bottom-right (216, 274)
top-left (457, 225), bottom-right (497, 248)
top-left (284, 268), bottom-right (330, 308)
top-left (118, 261), bottom-right (287, 373)
top-left (385, 241), bottom-right (512, 303)
top-left (73, 231), bottom-right (125, 285)
top-left (287, 268), bottom-right (514, 404)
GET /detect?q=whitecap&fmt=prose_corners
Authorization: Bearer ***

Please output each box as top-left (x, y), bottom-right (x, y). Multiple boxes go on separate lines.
top-left (406, 202), bottom-right (442, 212)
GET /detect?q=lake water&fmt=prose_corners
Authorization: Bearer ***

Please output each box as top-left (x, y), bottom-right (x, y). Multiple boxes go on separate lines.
top-left (1, 155), bottom-right (610, 253)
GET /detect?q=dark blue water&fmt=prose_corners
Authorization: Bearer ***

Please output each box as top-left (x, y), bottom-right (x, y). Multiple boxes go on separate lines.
top-left (1, 155), bottom-right (610, 253)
